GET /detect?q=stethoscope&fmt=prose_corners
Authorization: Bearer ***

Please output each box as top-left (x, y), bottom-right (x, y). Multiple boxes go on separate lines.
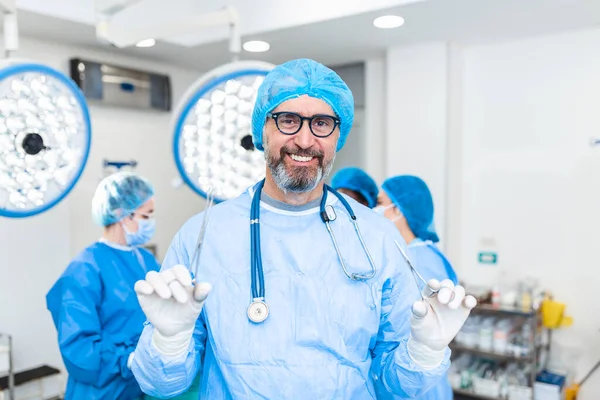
top-left (246, 179), bottom-right (378, 323)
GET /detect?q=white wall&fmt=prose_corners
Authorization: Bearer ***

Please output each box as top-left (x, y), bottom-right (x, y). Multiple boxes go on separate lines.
top-left (364, 58), bottom-right (386, 183)
top-left (0, 36), bottom-right (205, 373)
top-left (384, 43), bottom-right (450, 248)
top-left (0, 202), bottom-right (71, 373)
top-left (458, 28), bottom-right (600, 398)
top-left (329, 62), bottom-right (367, 178)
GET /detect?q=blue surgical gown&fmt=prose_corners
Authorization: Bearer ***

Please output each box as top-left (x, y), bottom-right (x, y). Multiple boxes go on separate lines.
top-left (131, 186), bottom-right (451, 399)
top-left (375, 239), bottom-right (459, 400)
top-left (46, 241), bottom-right (161, 400)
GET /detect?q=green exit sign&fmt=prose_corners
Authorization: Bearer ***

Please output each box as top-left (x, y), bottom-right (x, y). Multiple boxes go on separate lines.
top-left (478, 252), bottom-right (497, 265)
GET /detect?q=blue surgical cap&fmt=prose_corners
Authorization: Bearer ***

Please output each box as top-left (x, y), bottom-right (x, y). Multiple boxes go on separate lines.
top-left (251, 58), bottom-right (354, 152)
top-left (381, 175), bottom-right (439, 243)
top-left (331, 167), bottom-right (379, 208)
top-left (91, 171), bottom-right (154, 227)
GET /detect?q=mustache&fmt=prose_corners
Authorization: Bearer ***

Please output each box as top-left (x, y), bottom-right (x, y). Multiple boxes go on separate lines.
top-left (280, 144), bottom-right (324, 159)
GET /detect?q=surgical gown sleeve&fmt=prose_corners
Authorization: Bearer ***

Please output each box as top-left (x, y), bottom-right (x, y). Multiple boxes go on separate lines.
top-left (409, 244), bottom-right (459, 285)
top-left (46, 262), bottom-right (137, 387)
top-left (370, 235), bottom-right (451, 398)
top-left (131, 228), bottom-right (208, 398)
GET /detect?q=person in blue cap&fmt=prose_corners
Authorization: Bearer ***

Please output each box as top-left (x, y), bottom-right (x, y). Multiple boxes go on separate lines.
top-left (374, 175), bottom-right (459, 400)
top-left (331, 166), bottom-right (379, 208)
top-left (130, 59), bottom-right (476, 399)
top-left (46, 171), bottom-right (161, 400)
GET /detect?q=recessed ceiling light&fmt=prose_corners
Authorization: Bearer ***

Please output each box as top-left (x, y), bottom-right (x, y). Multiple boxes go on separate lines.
top-left (243, 40), bottom-right (270, 53)
top-left (136, 38), bottom-right (156, 48)
top-left (373, 15), bottom-right (405, 29)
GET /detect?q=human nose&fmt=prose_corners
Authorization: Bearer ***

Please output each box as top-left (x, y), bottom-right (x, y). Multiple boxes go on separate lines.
top-left (293, 120), bottom-right (317, 149)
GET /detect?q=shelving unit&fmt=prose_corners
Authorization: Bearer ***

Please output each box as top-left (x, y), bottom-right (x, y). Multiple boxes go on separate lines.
top-left (475, 304), bottom-right (537, 317)
top-left (451, 304), bottom-right (549, 400)
top-left (454, 388), bottom-right (502, 400)
top-left (450, 344), bottom-right (535, 363)
top-left (0, 365), bottom-right (64, 400)
top-left (0, 335), bottom-right (63, 400)
top-left (0, 332), bottom-right (14, 400)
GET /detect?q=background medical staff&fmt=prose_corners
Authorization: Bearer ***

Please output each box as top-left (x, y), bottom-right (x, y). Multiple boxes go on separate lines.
top-left (46, 171), bottom-right (161, 400)
top-left (330, 166), bottom-right (379, 208)
top-left (374, 174), bottom-right (459, 400)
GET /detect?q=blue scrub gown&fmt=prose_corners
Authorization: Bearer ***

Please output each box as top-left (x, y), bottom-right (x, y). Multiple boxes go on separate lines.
top-left (46, 241), bottom-right (160, 400)
top-left (131, 185), bottom-right (451, 399)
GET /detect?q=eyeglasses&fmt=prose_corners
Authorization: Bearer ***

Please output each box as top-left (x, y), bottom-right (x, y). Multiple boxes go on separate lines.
top-left (267, 111), bottom-right (340, 138)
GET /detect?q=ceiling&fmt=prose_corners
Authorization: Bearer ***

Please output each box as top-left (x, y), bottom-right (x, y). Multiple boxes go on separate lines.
top-left (10, 0), bottom-right (600, 71)
top-left (16, 0), bottom-right (424, 46)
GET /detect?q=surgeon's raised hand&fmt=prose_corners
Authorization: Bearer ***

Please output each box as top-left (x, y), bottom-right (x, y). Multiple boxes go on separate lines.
top-left (408, 279), bottom-right (477, 369)
top-left (134, 264), bottom-right (212, 356)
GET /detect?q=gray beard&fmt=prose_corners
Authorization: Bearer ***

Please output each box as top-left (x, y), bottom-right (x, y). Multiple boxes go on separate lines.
top-left (264, 144), bottom-right (335, 193)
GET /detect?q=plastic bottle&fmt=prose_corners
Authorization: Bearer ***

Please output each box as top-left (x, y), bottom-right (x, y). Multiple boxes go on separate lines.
top-left (520, 324), bottom-right (532, 356)
top-left (492, 286), bottom-right (501, 307)
top-left (493, 319), bottom-right (511, 354)
top-left (479, 318), bottom-right (494, 351)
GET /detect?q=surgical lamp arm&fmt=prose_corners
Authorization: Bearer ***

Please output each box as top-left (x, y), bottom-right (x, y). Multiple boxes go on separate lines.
top-left (0, 0), bottom-right (18, 57)
top-left (96, 2), bottom-right (240, 57)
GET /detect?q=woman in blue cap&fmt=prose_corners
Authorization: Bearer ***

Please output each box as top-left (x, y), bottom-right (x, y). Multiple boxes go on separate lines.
top-left (46, 171), bottom-right (162, 400)
top-left (374, 175), bottom-right (458, 400)
top-left (331, 166), bottom-right (379, 208)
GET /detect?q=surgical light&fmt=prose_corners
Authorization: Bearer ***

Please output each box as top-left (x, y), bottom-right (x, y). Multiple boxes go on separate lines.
top-left (173, 61), bottom-right (275, 203)
top-left (0, 61), bottom-right (92, 218)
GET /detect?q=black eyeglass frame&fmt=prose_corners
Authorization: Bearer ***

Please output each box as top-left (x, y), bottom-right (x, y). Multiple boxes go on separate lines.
top-left (267, 111), bottom-right (341, 138)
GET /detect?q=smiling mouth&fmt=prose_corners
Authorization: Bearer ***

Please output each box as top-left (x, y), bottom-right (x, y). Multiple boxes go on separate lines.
top-left (289, 154), bottom-right (314, 163)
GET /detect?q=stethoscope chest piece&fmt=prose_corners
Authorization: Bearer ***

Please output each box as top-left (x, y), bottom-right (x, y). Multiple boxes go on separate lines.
top-left (324, 204), bottom-right (336, 221)
top-left (247, 299), bottom-right (269, 323)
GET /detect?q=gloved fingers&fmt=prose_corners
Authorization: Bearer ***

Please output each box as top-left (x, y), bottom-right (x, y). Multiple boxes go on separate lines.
top-left (167, 265), bottom-right (192, 303)
top-left (436, 279), bottom-right (456, 305)
top-left (463, 295), bottom-right (478, 310)
top-left (161, 268), bottom-right (177, 285)
top-left (426, 279), bottom-right (441, 291)
top-left (447, 285), bottom-right (466, 310)
top-left (134, 280), bottom-right (154, 296)
top-left (423, 278), bottom-right (441, 298)
top-left (411, 299), bottom-right (429, 319)
top-left (169, 280), bottom-right (189, 304)
top-left (172, 264), bottom-right (193, 287)
top-left (146, 270), bottom-right (171, 300)
top-left (193, 282), bottom-right (213, 302)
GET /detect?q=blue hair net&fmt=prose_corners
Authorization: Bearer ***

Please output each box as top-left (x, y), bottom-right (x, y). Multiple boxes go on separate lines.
top-left (331, 167), bottom-right (379, 208)
top-left (381, 175), bottom-right (439, 242)
top-left (91, 171), bottom-right (154, 226)
top-left (251, 58), bottom-right (354, 152)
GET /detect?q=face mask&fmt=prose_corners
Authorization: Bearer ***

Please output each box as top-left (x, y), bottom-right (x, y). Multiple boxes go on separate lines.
top-left (374, 204), bottom-right (394, 215)
top-left (374, 204), bottom-right (404, 224)
top-left (123, 218), bottom-right (156, 246)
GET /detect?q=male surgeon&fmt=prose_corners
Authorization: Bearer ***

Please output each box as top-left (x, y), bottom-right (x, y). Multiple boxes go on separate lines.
top-left (130, 59), bottom-right (476, 399)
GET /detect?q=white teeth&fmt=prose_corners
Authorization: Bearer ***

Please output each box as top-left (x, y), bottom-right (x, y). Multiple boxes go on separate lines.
top-left (290, 154), bottom-right (313, 162)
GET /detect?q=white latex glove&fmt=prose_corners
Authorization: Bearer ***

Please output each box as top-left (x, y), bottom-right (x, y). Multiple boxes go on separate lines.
top-left (408, 279), bottom-right (477, 369)
top-left (134, 264), bottom-right (212, 357)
